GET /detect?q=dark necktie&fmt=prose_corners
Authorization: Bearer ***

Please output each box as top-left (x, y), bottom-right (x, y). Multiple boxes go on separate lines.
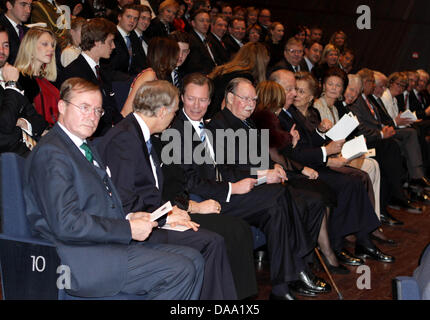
top-left (17, 24), bottom-right (24, 41)
top-left (95, 65), bottom-right (102, 84)
top-left (146, 139), bottom-right (152, 154)
top-left (199, 122), bottom-right (206, 142)
top-left (173, 68), bottom-right (180, 88)
top-left (80, 142), bottom-right (94, 163)
top-left (125, 35), bottom-right (132, 68)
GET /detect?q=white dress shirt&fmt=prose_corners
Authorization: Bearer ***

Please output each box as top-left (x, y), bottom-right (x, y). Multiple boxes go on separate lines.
top-left (133, 113), bottom-right (159, 189)
top-left (182, 109), bottom-right (232, 202)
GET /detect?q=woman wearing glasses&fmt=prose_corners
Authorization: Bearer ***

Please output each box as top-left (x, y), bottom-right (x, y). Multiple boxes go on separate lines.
top-left (15, 27), bottom-right (59, 127)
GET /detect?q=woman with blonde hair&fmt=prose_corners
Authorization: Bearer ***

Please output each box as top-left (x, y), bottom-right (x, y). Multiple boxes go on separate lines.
top-left (329, 30), bottom-right (347, 52)
top-left (15, 27), bottom-right (59, 126)
top-left (206, 41), bottom-right (269, 119)
top-left (312, 43), bottom-right (340, 86)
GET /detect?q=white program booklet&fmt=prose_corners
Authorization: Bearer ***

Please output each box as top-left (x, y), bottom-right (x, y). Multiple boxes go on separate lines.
top-left (341, 135), bottom-right (368, 160)
top-left (150, 201), bottom-right (191, 232)
top-left (255, 176), bottom-right (267, 186)
top-left (326, 112), bottom-right (360, 141)
top-left (150, 201), bottom-right (173, 221)
top-left (400, 110), bottom-right (417, 121)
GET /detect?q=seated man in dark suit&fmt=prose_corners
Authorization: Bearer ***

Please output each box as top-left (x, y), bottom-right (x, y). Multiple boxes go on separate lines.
top-left (0, 0), bottom-right (30, 64)
top-left (396, 70), bottom-right (430, 119)
top-left (207, 14), bottom-right (230, 65)
top-left (168, 73), bottom-right (334, 300)
top-left (0, 27), bottom-right (46, 156)
top-left (268, 37), bottom-right (304, 76)
top-left (59, 18), bottom-right (124, 137)
top-left (23, 77), bottom-right (204, 299)
top-left (181, 9), bottom-right (216, 76)
top-left (95, 79), bottom-right (237, 300)
top-left (222, 16), bottom-right (246, 60)
top-left (100, 4), bottom-right (147, 79)
top-left (302, 41), bottom-right (323, 73)
top-left (349, 69), bottom-right (422, 213)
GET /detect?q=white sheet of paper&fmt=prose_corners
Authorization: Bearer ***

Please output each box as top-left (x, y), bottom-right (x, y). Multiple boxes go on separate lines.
top-left (160, 224), bottom-right (191, 232)
top-left (326, 112), bottom-right (360, 141)
top-left (150, 201), bottom-right (172, 222)
top-left (341, 135), bottom-right (368, 160)
top-left (400, 110), bottom-right (417, 121)
top-left (255, 176), bottom-right (267, 186)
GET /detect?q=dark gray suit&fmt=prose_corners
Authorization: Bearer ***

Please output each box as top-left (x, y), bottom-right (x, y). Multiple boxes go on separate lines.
top-left (23, 123), bottom-right (204, 299)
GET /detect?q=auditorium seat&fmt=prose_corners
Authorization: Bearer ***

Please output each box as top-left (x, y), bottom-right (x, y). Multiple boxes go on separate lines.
top-left (0, 153), bottom-right (144, 300)
top-left (393, 243), bottom-right (430, 300)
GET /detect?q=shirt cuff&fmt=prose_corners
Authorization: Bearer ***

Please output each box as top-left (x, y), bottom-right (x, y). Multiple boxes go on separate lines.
top-left (321, 147), bottom-right (327, 162)
top-left (20, 118), bottom-right (33, 136)
top-left (316, 128), bottom-right (326, 139)
top-left (226, 182), bottom-right (232, 202)
top-left (125, 213), bottom-right (133, 220)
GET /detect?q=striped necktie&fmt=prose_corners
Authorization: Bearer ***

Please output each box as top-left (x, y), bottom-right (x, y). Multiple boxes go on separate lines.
top-left (80, 142), bottom-right (93, 163)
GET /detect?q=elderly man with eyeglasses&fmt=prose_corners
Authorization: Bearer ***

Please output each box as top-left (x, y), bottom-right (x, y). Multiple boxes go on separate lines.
top-left (268, 37), bottom-right (304, 75)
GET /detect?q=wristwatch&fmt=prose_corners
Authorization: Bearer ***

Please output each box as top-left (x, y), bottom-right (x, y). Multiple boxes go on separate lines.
top-left (5, 80), bottom-right (17, 88)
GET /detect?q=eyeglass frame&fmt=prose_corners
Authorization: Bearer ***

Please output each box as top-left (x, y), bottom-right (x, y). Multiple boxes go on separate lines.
top-left (286, 48), bottom-right (304, 55)
top-left (63, 100), bottom-right (105, 118)
top-left (230, 91), bottom-right (258, 104)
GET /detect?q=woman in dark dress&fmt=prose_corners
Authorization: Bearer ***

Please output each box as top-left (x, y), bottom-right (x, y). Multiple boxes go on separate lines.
top-left (207, 42), bottom-right (269, 119)
top-left (152, 136), bottom-right (258, 300)
top-left (253, 80), bottom-right (347, 274)
top-left (264, 22), bottom-right (285, 68)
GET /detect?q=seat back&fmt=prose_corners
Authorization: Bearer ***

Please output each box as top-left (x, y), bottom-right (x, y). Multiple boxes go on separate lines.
top-left (414, 243), bottom-right (430, 300)
top-left (0, 153), bottom-right (32, 237)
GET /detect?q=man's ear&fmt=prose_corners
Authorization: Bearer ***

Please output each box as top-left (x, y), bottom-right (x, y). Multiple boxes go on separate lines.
top-left (58, 100), bottom-right (66, 116)
top-left (226, 92), bottom-right (233, 105)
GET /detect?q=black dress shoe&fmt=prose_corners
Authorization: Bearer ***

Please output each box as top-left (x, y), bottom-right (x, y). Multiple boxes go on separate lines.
top-left (410, 177), bottom-right (430, 188)
top-left (335, 248), bottom-right (364, 266)
top-left (320, 254), bottom-right (350, 274)
top-left (298, 271), bottom-right (331, 294)
top-left (380, 212), bottom-right (403, 226)
top-left (288, 281), bottom-right (318, 297)
top-left (269, 292), bottom-right (296, 300)
top-left (388, 200), bottom-right (422, 214)
top-left (370, 233), bottom-right (397, 246)
top-left (354, 244), bottom-right (395, 263)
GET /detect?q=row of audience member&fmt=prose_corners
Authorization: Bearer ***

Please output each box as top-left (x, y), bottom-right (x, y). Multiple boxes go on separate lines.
top-left (2, 0), bottom-right (430, 301)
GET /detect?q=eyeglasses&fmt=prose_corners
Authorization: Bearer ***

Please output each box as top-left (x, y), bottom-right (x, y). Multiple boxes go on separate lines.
top-left (394, 81), bottom-right (407, 89)
top-left (231, 92), bottom-right (258, 104)
top-left (64, 100), bottom-right (105, 117)
top-left (287, 49), bottom-right (303, 55)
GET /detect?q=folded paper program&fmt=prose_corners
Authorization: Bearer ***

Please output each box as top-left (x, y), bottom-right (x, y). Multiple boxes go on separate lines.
top-left (326, 112), bottom-right (360, 141)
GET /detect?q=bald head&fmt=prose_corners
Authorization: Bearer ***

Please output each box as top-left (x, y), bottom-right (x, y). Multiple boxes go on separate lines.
top-left (269, 69), bottom-right (297, 108)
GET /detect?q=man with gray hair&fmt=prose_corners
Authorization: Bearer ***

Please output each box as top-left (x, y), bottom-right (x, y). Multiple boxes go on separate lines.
top-left (24, 77), bottom-right (204, 299)
top-left (95, 79), bottom-right (238, 300)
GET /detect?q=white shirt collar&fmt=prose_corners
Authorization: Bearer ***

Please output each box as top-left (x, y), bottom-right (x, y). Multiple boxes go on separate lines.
top-left (230, 35), bottom-right (243, 46)
top-left (81, 52), bottom-right (99, 77)
top-left (134, 29), bottom-right (142, 37)
top-left (211, 32), bottom-right (221, 41)
top-left (117, 25), bottom-right (129, 38)
top-left (304, 56), bottom-right (314, 70)
top-left (182, 109), bottom-right (203, 132)
top-left (133, 113), bottom-right (151, 142)
top-left (57, 121), bottom-right (85, 149)
top-left (194, 29), bottom-right (206, 42)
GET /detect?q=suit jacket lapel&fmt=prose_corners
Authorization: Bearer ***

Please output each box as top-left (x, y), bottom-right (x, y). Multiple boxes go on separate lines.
top-left (128, 114), bottom-right (164, 190)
